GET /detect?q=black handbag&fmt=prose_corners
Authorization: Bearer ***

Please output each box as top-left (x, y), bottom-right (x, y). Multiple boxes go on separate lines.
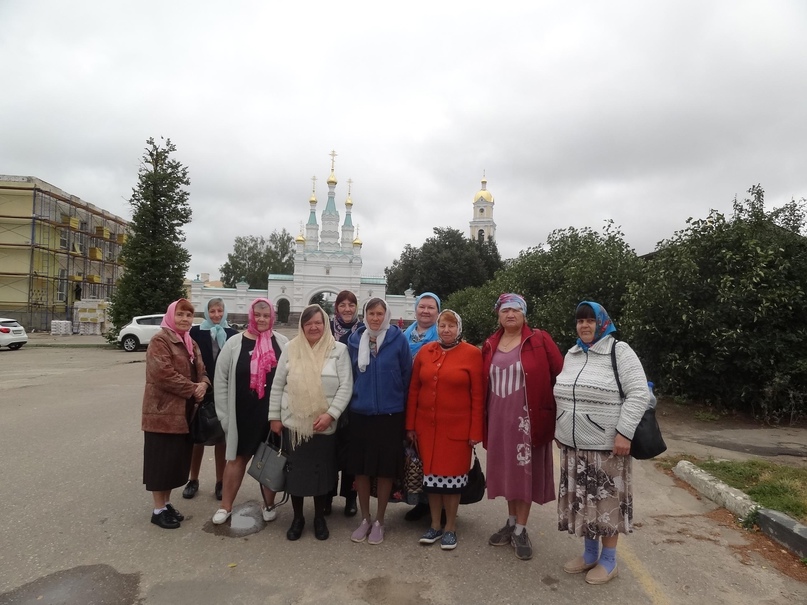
top-left (189, 396), bottom-right (224, 445)
top-left (460, 448), bottom-right (486, 505)
top-left (630, 408), bottom-right (667, 459)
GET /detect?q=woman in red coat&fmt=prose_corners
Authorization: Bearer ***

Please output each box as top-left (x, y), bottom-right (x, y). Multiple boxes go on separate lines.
top-left (406, 310), bottom-right (484, 551)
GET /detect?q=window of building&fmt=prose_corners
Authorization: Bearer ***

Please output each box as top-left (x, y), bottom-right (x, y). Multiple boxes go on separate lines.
top-left (57, 270), bottom-right (67, 302)
top-left (59, 230), bottom-right (68, 249)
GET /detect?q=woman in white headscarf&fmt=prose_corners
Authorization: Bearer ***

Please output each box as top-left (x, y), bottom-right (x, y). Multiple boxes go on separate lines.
top-left (269, 304), bottom-right (353, 541)
top-left (345, 298), bottom-right (412, 545)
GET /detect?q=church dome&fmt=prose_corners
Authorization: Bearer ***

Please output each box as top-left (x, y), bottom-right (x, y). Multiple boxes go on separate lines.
top-left (353, 236), bottom-right (362, 246)
top-left (475, 177), bottom-right (493, 203)
top-left (327, 171), bottom-right (337, 185)
top-left (295, 233), bottom-right (306, 243)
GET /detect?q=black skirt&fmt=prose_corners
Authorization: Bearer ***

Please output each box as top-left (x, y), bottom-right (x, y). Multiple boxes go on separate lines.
top-left (346, 412), bottom-right (405, 479)
top-left (143, 431), bottom-right (193, 492)
top-left (284, 429), bottom-right (337, 497)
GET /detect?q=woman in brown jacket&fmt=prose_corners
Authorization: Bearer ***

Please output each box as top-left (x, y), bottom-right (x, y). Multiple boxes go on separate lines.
top-left (141, 298), bottom-right (210, 529)
top-left (406, 310), bottom-right (484, 551)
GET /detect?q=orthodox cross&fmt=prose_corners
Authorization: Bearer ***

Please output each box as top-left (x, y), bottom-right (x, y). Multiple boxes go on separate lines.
top-left (329, 149), bottom-right (338, 171)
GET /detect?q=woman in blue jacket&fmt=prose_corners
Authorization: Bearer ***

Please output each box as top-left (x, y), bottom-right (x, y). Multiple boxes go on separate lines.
top-left (346, 298), bottom-right (412, 545)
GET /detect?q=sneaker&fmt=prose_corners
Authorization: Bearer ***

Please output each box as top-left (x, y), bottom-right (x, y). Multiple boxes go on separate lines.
top-left (165, 503), bottom-right (184, 522)
top-left (488, 522), bottom-right (515, 546)
top-left (564, 555), bottom-right (598, 574)
top-left (585, 563), bottom-right (619, 585)
top-left (511, 529), bottom-right (533, 560)
top-left (368, 520), bottom-right (385, 545)
top-left (212, 508), bottom-right (231, 525)
top-left (351, 518), bottom-right (372, 543)
top-left (440, 531), bottom-right (458, 550)
top-left (182, 479), bottom-right (199, 499)
top-left (418, 527), bottom-right (444, 545)
top-left (262, 507), bottom-right (278, 522)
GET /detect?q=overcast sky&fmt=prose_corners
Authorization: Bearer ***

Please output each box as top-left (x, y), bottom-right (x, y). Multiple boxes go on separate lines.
top-left (2, 1), bottom-right (805, 280)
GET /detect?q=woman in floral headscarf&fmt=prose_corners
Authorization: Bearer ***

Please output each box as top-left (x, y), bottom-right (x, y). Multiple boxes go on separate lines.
top-left (141, 298), bottom-right (210, 529)
top-left (211, 298), bottom-right (289, 525)
top-left (482, 293), bottom-right (563, 561)
top-left (553, 301), bottom-right (648, 585)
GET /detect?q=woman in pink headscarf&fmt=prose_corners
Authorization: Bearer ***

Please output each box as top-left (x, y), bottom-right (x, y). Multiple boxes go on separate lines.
top-left (141, 298), bottom-right (210, 529)
top-left (211, 298), bottom-right (290, 525)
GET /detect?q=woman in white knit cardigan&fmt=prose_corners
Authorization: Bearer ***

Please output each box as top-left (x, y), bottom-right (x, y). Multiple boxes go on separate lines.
top-left (553, 301), bottom-right (648, 586)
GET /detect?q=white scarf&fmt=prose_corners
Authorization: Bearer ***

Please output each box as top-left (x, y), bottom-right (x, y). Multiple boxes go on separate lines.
top-left (358, 301), bottom-right (392, 372)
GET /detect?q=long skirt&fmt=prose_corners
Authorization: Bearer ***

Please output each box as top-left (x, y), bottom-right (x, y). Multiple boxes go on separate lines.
top-left (143, 431), bottom-right (193, 492)
top-left (557, 446), bottom-right (633, 538)
top-left (347, 412), bottom-right (404, 478)
top-left (284, 429), bottom-right (337, 497)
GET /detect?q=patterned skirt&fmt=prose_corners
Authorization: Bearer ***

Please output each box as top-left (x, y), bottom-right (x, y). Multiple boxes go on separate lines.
top-left (557, 446), bottom-right (633, 538)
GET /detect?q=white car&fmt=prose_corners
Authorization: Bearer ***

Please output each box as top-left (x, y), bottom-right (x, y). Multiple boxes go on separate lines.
top-left (0, 318), bottom-right (28, 350)
top-left (117, 314), bottom-right (165, 352)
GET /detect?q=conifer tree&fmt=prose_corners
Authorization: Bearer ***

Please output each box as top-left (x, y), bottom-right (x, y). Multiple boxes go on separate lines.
top-left (109, 137), bottom-right (192, 335)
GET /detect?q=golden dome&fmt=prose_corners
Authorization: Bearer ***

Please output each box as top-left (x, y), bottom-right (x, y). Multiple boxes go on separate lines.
top-left (345, 196), bottom-right (353, 207)
top-left (309, 193), bottom-right (317, 203)
top-left (295, 233), bottom-right (305, 243)
top-left (353, 236), bottom-right (362, 245)
top-left (475, 177), bottom-right (493, 203)
top-left (327, 171), bottom-right (337, 185)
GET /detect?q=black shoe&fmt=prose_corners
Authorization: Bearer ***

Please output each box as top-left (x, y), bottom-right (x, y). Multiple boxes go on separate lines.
top-left (215, 481), bottom-right (223, 501)
top-left (323, 497), bottom-right (332, 516)
top-left (344, 494), bottom-right (358, 517)
top-left (286, 517), bottom-right (305, 541)
top-left (182, 480), bottom-right (199, 499)
top-left (151, 509), bottom-right (180, 529)
top-left (314, 517), bottom-right (330, 540)
top-left (165, 503), bottom-right (184, 522)
top-left (405, 502), bottom-right (430, 522)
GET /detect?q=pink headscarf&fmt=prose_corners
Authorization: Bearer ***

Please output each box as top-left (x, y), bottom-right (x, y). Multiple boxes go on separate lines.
top-left (248, 298), bottom-right (278, 398)
top-left (160, 299), bottom-right (195, 362)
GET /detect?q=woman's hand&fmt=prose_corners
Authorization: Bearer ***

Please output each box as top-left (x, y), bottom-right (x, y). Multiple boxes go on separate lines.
top-left (193, 382), bottom-right (208, 402)
top-left (270, 420), bottom-right (283, 435)
top-left (406, 430), bottom-right (418, 444)
top-left (313, 413), bottom-right (333, 433)
top-left (613, 433), bottom-right (632, 456)
top-left (469, 439), bottom-right (480, 446)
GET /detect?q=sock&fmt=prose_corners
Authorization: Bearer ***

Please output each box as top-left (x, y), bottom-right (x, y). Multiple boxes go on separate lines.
top-left (583, 537), bottom-right (600, 565)
top-left (507, 515), bottom-right (517, 527)
top-left (599, 546), bottom-right (617, 573)
top-left (153, 507), bottom-right (166, 515)
top-left (514, 523), bottom-right (526, 536)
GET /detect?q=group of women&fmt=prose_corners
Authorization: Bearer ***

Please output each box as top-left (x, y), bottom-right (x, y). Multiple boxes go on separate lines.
top-left (141, 290), bottom-right (649, 586)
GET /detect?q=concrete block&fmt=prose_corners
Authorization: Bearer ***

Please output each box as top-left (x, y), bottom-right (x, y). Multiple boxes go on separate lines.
top-left (757, 509), bottom-right (807, 559)
top-left (672, 460), bottom-right (758, 519)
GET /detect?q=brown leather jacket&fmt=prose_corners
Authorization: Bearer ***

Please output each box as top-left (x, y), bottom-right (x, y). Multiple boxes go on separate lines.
top-left (141, 329), bottom-right (210, 434)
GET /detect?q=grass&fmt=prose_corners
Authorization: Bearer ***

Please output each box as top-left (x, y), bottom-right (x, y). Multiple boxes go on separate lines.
top-left (696, 459), bottom-right (807, 524)
top-left (693, 409), bottom-right (721, 422)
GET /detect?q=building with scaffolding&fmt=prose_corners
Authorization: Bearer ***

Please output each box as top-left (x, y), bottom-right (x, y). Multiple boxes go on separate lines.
top-left (0, 176), bottom-right (129, 331)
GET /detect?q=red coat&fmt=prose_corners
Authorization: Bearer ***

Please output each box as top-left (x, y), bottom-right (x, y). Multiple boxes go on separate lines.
top-left (405, 342), bottom-right (484, 476)
top-left (141, 329), bottom-right (210, 434)
top-left (481, 324), bottom-right (563, 448)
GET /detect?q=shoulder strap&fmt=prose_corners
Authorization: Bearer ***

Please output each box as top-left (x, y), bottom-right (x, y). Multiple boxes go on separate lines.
top-left (610, 339), bottom-right (625, 400)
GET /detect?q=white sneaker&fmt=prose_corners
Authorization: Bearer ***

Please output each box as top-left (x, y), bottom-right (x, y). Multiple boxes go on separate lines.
top-left (262, 507), bottom-right (278, 522)
top-left (212, 508), bottom-right (231, 525)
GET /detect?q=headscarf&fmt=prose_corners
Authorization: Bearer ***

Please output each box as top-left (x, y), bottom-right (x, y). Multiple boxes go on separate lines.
top-left (358, 298), bottom-right (392, 372)
top-left (247, 298), bottom-right (278, 399)
top-left (160, 299), bottom-right (195, 362)
top-left (494, 292), bottom-right (527, 316)
top-left (332, 290), bottom-right (359, 343)
top-left (199, 297), bottom-right (230, 348)
top-left (437, 309), bottom-right (463, 349)
top-left (575, 301), bottom-right (617, 352)
top-left (286, 304), bottom-right (335, 447)
top-left (403, 292), bottom-right (441, 357)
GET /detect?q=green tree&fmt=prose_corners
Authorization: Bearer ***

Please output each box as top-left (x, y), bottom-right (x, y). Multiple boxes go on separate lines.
top-left (219, 230), bottom-right (295, 288)
top-left (109, 137), bottom-right (192, 336)
top-left (621, 185), bottom-right (807, 421)
top-left (384, 227), bottom-right (502, 300)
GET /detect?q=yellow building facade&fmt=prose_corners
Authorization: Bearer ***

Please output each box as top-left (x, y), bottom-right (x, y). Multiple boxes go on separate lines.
top-left (0, 176), bottom-right (128, 330)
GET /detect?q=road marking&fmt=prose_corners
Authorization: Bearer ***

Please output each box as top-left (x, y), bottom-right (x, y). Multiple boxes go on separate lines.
top-left (622, 539), bottom-right (671, 604)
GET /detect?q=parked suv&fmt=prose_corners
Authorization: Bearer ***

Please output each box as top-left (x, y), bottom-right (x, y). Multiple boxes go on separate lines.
top-left (117, 314), bottom-right (165, 352)
top-left (0, 318), bottom-right (28, 350)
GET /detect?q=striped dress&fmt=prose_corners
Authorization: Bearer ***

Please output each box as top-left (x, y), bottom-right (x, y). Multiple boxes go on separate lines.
top-left (485, 347), bottom-right (555, 505)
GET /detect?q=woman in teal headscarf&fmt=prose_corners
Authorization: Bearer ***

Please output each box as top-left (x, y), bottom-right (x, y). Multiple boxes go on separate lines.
top-left (185, 298), bottom-right (239, 500)
top-left (403, 292), bottom-right (441, 358)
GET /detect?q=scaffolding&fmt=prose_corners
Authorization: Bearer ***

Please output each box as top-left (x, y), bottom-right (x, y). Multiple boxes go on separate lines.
top-left (0, 177), bottom-right (129, 331)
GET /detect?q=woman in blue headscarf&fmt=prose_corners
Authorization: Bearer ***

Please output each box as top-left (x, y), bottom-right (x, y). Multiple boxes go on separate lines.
top-left (553, 301), bottom-right (648, 585)
top-left (403, 292), bottom-right (441, 359)
top-left (184, 297), bottom-right (238, 501)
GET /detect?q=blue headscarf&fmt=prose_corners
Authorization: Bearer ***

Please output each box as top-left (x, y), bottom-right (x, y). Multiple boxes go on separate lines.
top-left (575, 301), bottom-right (616, 352)
top-left (403, 292), bottom-right (441, 358)
top-left (199, 297), bottom-right (230, 348)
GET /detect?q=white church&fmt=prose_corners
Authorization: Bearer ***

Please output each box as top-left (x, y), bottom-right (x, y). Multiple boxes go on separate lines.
top-left (189, 153), bottom-right (496, 324)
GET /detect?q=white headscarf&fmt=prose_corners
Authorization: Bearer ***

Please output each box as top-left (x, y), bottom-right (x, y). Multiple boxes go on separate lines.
top-left (358, 298), bottom-right (391, 373)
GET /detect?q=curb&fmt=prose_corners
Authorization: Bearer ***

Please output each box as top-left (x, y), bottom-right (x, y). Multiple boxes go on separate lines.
top-left (673, 460), bottom-right (807, 559)
top-left (25, 342), bottom-right (115, 349)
